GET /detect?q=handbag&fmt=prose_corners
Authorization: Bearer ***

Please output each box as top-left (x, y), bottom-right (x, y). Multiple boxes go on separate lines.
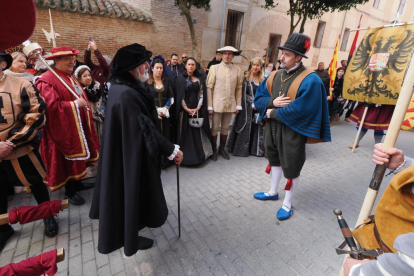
top-left (189, 111), bottom-right (203, 128)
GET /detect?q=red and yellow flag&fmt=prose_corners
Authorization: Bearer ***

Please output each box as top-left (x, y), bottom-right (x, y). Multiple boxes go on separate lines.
top-left (401, 94), bottom-right (414, 130)
top-left (328, 35), bottom-right (340, 100)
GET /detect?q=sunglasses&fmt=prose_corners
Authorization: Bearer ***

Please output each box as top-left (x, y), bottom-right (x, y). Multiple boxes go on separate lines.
top-left (182, 56), bottom-right (188, 59)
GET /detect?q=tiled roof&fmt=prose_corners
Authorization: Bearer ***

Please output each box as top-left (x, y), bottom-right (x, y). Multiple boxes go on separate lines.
top-left (34, 0), bottom-right (152, 23)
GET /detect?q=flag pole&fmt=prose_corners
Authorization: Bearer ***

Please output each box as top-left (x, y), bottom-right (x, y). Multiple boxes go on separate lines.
top-left (338, 57), bottom-right (414, 276)
top-left (355, 58), bottom-right (414, 225)
top-left (351, 105), bottom-right (368, 153)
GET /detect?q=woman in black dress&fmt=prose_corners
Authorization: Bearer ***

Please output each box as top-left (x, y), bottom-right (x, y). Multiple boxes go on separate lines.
top-left (175, 58), bottom-right (213, 165)
top-left (227, 57), bottom-right (265, 157)
top-left (144, 56), bottom-right (175, 168)
top-left (328, 67), bottom-right (345, 125)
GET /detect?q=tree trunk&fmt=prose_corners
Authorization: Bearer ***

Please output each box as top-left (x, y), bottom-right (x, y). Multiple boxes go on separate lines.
top-left (298, 7), bottom-right (309, 33)
top-left (178, 0), bottom-right (198, 58)
top-left (289, 11), bottom-right (295, 35)
top-left (288, 0), bottom-right (302, 35)
top-left (299, 18), bottom-right (306, 33)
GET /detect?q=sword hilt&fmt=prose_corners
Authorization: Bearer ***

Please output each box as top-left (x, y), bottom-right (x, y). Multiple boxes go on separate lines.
top-left (334, 209), bottom-right (363, 259)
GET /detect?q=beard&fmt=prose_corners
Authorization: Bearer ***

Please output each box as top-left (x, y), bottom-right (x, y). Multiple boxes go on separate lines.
top-left (279, 63), bottom-right (286, 69)
top-left (132, 67), bottom-right (149, 82)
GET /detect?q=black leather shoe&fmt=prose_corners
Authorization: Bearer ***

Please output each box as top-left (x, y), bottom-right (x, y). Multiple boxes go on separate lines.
top-left (43, 217), bottom-right (58, 238)
top-left (219, 146), bottom-right (230, 160)
top-left (64, 193), bottom-right (85, 206)
top-left (0, 225), bottom-right (15, 252)
top-left (138, 236), bottom-right (154, 250)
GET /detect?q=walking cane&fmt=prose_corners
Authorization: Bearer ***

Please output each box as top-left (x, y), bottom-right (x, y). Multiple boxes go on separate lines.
top-left (338, 58), bottom-right (414, 276)
top-left (176, 164), bottom-right (181, 238)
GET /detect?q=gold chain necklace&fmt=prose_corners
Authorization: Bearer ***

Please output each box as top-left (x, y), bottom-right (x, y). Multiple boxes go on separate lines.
top-left (279, 67), bottom-right (304, 96)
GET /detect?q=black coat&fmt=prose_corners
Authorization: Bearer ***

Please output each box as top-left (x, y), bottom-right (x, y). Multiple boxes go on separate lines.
top-left (89, 73), bottom-right (174, 256)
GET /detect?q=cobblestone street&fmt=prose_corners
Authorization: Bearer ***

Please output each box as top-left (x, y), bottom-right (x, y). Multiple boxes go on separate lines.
top-left (1, 119), bottom-right (413, 276)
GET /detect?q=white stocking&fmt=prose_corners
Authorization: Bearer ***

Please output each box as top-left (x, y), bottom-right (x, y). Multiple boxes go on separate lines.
top-left (265, 166), bottom-right (282, 196)
top-left (282, 176), bottom-right (299, 211)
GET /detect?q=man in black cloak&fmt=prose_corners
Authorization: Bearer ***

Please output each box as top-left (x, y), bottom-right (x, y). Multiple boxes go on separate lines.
top-left (89, 43), bottom-right (183, 257)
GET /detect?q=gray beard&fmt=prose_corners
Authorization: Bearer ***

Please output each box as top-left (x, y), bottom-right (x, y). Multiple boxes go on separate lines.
top-left (133, 69), bottom-right (149, 82)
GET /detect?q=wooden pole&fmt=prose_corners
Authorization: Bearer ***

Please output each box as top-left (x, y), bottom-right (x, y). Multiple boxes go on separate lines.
top-left (176, 164), bottom-right (181, 238)
top-left (338, 58), bottom-right (414, 276)
top-left (0, 199), bottom-right (69, 225)
top-left (57, 248), bottom-right (65, 263)
top-left (351, 106), bottom-right (369, 153)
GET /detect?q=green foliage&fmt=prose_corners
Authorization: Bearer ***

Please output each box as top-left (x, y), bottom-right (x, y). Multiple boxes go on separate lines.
top-left (263, 0), bottom-right (369, 34)
top-left (264, 0), bottom-right (369, 20)
top-left (173, 0), bottom-right (211, 11)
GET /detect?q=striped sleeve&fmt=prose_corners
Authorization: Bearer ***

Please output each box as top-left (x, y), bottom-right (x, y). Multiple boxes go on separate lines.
top-left (8, 82), bottom-right (46, 146)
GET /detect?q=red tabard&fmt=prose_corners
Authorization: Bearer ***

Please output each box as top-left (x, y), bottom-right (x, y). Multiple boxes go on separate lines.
top-left (35, 69), bottom-right (99, 191)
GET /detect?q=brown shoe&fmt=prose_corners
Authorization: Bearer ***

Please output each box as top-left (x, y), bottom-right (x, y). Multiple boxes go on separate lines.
top-left (345, 118), bottom-right (351, 122)
top-left (349, 143), bottom-right (359, 149)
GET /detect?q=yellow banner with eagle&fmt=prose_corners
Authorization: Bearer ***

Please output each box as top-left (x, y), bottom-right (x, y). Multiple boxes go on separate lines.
top-left (343, 25), bottom-right (414, 105)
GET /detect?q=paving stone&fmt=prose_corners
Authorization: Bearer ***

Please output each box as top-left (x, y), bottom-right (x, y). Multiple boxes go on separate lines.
top-left (0, 122), bottom-right (412, 275)
top-left (69, 236), bottom-right (81, 258)
top-left (68, 254), bottom-right (82, 276)
top-left (82, 240), bottom-right (95, 263)
top-left (14, 235), bottom-right (31, 257)
top-left (108, 249), bottom-right (125, 275)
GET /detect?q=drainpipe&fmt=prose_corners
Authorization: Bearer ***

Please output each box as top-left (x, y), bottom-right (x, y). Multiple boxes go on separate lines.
top-left (219, 0), bottom-right (227, 48)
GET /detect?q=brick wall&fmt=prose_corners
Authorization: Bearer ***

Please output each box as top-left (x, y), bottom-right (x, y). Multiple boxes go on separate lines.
top-left (30, 1), bottom-right (209, 65)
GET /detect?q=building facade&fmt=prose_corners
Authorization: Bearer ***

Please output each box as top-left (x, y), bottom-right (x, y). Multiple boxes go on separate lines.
top-left (28, 0), bottom-right (413, 70)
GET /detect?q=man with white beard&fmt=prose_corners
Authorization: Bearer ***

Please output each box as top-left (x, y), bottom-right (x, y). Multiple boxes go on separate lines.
top-left (90, 43), bottom-right (183, 256)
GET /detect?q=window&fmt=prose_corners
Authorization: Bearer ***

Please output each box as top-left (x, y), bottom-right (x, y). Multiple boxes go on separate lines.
top-left (373, 0), bottom-right (380, 9)
top-left (266, 34), bottom-right (282, 64)
top-left (225, 10), bottom-right (244, 49)
top-left (314, 21), bottom-right (326, 48)
top-left (340, 28), bottom-right (350, 51)
top-left (398, 0), bottom-right (406, 15)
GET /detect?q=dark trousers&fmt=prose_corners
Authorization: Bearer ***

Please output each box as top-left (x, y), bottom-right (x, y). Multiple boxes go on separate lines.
top-left (0, 150), bottom-right (50, 232)
top-left (0, 180), bottom-right (50, 232)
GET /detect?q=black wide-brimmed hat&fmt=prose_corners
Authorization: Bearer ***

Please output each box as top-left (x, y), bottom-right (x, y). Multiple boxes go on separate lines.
top-left (0, 51), bottom-right (12, 71)
top-left (111, 43), bottom-right (152, 74)
top-left (278, 33), bottom-right (311, 59)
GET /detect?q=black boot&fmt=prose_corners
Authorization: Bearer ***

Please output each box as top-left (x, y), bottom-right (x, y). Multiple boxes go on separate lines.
top-left (219, 134), bottom-right (230, 160)
top-left (211, 135), bottom-right (218, 161)
top-left (138, 236), bottom-right (154, 250)
top-left (43, 216), bottom-right (59, 238)
top-left (0, 225), bottom-right (14, 252)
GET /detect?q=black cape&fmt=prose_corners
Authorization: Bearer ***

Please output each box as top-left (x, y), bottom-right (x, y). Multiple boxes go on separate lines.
top-left (89, 73), bottom-right (175, 256)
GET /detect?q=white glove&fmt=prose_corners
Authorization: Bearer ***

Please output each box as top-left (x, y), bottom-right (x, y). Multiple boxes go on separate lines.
top-left (157, 107), bottom-right (170, 118)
